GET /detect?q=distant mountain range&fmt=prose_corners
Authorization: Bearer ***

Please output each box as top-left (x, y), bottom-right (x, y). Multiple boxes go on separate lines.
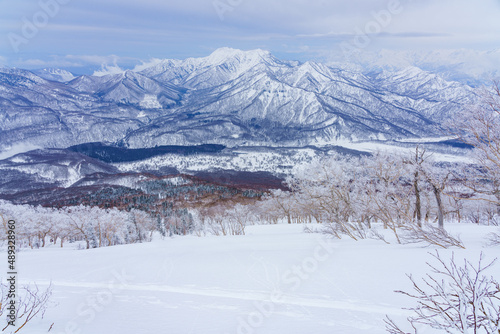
top-left (328, 49), bottom-right (500, 87)
top-left (0, 47), bottom-right (481, 154)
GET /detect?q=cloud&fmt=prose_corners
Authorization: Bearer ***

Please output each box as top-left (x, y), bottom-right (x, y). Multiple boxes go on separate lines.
top-left (11, 55), bottom-right (132, 69)
top-left (65, 54), bottom-right (123, 65)
top-left (1, 0), bottom-right (500, 69)
top-left (13, 58), bottom-right (83, 68)
top-left (296, 31), bottom-right (450, 40)
top-left (132, 58), bottom-right (164, 72)
top-left (93, 64), bottom-right (125, 77)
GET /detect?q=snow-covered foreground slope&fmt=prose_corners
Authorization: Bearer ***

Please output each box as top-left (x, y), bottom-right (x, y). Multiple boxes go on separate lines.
top-left (2, 223), bottom-right (498, 334)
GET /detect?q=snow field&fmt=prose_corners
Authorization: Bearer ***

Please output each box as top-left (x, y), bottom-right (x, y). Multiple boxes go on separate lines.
top-left (115, 149), bottom-right (319, 175)
top-left (1, 223), bottom-right (499, 334)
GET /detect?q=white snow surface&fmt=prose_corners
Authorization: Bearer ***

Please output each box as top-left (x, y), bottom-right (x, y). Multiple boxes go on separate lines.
top-left (0, 143), bottom-right (42, 160)
top-left (139, 94), bottom-right (162, 109)
top-left (115, 148), bottom-right (319, 175)
top-left (336, 139), bottom-right (472, 163)
top-left (1, 223), bottom-right (499, 334)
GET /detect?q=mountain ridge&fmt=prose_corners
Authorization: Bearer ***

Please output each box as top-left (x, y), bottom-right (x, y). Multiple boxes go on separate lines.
top-left (0, 48), bottom-right (479, 154)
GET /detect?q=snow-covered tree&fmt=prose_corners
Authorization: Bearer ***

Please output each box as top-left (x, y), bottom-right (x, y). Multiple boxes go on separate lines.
top-left (129, 209), bottom-right (155, 242)
top-left (450, 83), bottom-right (500, 210)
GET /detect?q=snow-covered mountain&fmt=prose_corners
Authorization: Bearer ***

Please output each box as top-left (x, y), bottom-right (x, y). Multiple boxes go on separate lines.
top-left (0, 48), bottom-right (479, 152)
top-left (0, 149), bottom-right (119, 195)
top-left (33, 68), bottom-right (76, 82)
top-left (330, 49), bottom-right (500, 87)
top-left (67, 70), bottom-right (184, 108)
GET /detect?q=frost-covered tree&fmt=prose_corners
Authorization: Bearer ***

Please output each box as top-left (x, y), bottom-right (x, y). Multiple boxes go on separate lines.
top-left (63, 205), bottom-right (97, 249)
top-left (402, 146), bottom-right (429, 227)
top-left (402, 147), bottom-right (453, 229)
top-left (266, 189), bottom-right (296, 225)
top-left (129, 209), bottom-right (155, 242)
top-left (260, 149), bottom-right (467, 245)
top-left (450, 83), bottom-right (500, 210)
top-left (199, 204), bottom-right (248, 236)
top-left (1, 200), bottom-right (161, 249)
top-left (291, 155), bottom-right (358, 219)
top-left (363, 152), bottom-right (414, 232)
top-left (49, 210), bottom-right (75, 247)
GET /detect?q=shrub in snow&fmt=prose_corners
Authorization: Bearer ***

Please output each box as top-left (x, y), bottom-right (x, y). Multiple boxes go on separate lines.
top-left (0, 283), bottom-right (53, 333)
top-left (385, 251), bottom-right (500, 334)
top-left (399, 223), bottom-right (465, 249)
top-left (485, 231), bottom-right (500, 247)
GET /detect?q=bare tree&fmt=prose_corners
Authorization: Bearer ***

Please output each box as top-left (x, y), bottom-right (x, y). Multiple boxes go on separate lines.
top-left (1, 283), bottom-right (53, 333)
top-left (386, 251), bottom-right (500, 333)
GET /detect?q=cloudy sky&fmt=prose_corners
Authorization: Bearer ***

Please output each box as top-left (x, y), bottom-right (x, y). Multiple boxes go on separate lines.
top-left (1, 0), bottom-right (499, 73)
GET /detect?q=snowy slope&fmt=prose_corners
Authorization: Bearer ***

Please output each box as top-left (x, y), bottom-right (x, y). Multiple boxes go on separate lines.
top-left (67, 70), bottom-right (184, 108)
top-left (33, 68), bottom-right (76, 82)
top-left (1, 223), bottom-right (498, 334)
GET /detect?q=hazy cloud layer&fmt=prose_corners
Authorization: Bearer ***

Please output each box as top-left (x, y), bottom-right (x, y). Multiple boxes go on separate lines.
top-left (1, 0), bottom-right (499, 71)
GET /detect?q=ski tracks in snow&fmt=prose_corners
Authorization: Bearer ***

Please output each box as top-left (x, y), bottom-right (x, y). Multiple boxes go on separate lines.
top-left (25, 280), bottom-right (407, 316)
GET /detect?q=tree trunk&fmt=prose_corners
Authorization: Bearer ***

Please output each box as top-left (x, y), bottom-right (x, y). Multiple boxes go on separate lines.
top-left (414, 171), bottom-right (422, 227)
top-left (98, 223), bottom-right (102, 248)
top-left (432, 184), bottom-right (444, 229)
top-left (495, 192), bottom-right (500, 215)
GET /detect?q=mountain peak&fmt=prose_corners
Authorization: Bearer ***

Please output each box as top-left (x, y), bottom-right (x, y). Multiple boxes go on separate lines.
top-left (204, 47), bottom-right (271, 65)
top-left (0, 48), bottom-right (480, 150)
top-left (209, 47), bottom-right (270, 57)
